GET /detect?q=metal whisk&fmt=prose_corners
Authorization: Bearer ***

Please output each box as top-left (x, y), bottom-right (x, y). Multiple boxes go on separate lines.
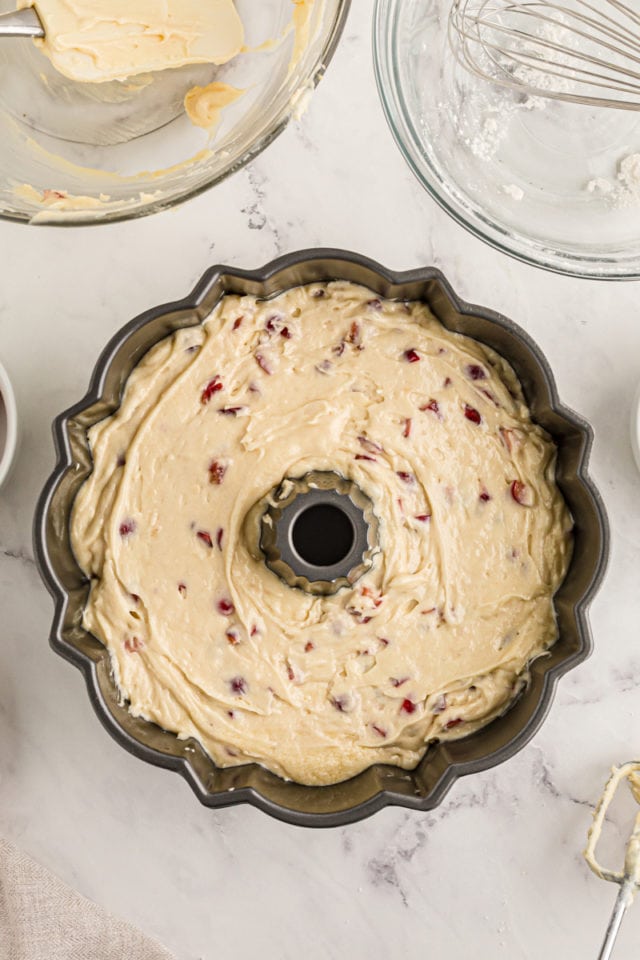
top-left (449, 0), bottom-right (640, 110)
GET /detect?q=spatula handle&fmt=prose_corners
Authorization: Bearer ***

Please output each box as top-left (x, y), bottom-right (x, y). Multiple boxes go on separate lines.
top-left (0, 7), bottom-right (44, 38)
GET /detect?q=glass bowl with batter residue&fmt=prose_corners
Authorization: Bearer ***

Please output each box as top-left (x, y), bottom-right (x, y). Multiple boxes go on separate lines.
top-left (0, 1), bottom-right (349, 226)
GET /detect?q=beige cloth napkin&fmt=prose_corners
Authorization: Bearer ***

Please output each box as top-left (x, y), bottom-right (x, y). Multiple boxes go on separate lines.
top-left (0, 838), bottom-right (175, 960)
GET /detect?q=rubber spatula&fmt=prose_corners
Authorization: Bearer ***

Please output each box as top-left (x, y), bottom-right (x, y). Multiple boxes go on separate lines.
top-left (0, 7), bottom-right (44, 37)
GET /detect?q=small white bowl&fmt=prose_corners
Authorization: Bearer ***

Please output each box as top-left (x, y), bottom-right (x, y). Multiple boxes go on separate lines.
top-left (0, 359), bottom-right (18, 489)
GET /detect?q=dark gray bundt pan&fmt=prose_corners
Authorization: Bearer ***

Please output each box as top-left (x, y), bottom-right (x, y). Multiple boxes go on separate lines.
top-left (33, 249), bottom-right (609, 827)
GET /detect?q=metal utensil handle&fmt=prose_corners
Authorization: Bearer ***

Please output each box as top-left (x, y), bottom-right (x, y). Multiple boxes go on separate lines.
top-left (0, 7), bottom-right (45, 38)
top-left (598, 879), bottom-right (635, 960)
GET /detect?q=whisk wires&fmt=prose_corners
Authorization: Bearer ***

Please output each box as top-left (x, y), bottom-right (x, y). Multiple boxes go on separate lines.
top-left (449, 0), bottom-right (640, 109)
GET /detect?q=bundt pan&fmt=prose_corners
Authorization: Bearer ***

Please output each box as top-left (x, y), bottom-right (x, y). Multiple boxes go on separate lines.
top-left (34, 249), bottom-right (609, 827)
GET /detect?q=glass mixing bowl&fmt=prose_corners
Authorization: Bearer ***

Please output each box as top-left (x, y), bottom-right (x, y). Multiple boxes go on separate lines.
top-left (373, 0), bottom-right (640, 279)
top-left (0, 0), bottom-right (349, 225)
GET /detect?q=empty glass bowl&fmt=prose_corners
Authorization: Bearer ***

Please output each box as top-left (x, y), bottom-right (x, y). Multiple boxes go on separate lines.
top-left (0, 0), bottom-right (349, 225)
top-left (373, 0), bottom-right (640, 279)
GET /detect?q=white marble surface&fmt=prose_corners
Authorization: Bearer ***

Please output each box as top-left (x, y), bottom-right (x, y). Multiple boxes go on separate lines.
top-left (1, 2), bottom-right (640, 957)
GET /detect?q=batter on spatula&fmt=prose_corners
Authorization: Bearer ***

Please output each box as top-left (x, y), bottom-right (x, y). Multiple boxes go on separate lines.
top-left (16, 0), bottom-right (244, 83)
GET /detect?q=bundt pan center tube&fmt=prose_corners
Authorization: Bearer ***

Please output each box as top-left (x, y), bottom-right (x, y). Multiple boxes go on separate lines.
top-left (256, 470), bottom-right (379, 596)
top-left (33, 249), bottom-right (609, 827)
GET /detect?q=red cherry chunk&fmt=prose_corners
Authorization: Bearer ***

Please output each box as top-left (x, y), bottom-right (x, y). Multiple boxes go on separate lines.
top-left (358, 435), bottom-right (383, 454)
top-left (466, 364), bottom-right (486, 380)
top-left (347, 321), bottom-right (362, 346)
top-left (255, 353), bottom-right (273, 375)
top-left (124, 636), bottom-right (144, 654)
top-left (197, 531), bottom-right (213, 548)
top-left (218, 599), bottom-right (235, 616)
top-left (401, 699), bottom-right (416, 714)
top-left (420, 399), bottom-right (440, 416)
top-left (500, 427), bottom-right (516, 452)
top-left (201, 376), bottom-right (223, 404)
top-left (230, 676), bottom-right (246, 695)
top-left (403, 348), bottom-right (420, 363)
top-left (464, 404), bottom-right (482, 424)
top-left (510, 480), bottom-right (534, 506)
top-left (480, 388), bottom-right (499, 406)
top-left (119, 519), bottom-right (136, 537)
top-left (208, 460), bottom-right (227, 484)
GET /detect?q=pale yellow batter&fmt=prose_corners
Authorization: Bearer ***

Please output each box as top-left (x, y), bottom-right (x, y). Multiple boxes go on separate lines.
top-left (71, 282), bottom-right (572, 785)
top-left (184, 81), bottom-right (244, 130)
top-left (18, 0), bottom-right (244, 83)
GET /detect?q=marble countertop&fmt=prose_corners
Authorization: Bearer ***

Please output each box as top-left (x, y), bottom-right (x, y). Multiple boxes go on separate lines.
top-left (1, 2), bottom-right (640, 957)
